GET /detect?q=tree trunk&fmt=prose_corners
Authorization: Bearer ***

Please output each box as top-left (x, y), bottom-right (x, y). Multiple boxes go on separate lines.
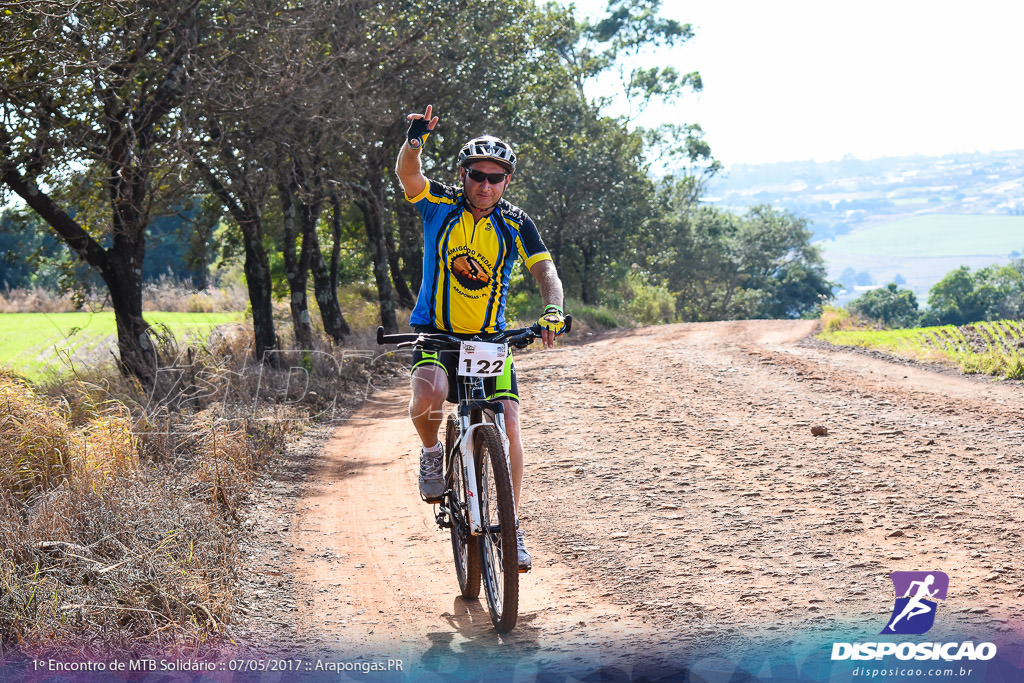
top-left (238, 214), bottom-right (279, 363)
top-left (196, 165), bottom-right (278, 363)
top-left (383, 210), bottom-right (416, 310)
top-left (106, 254), bottom-right (157, 385)
top-left (279, 178), bottom-right (315, 350)
top-left (355, 182), bottom-right (397, 332)
top-left (187, 197), bottom-right (219, 291)
top-left (329, 193), bottom-right (344, 295)
top-left (395, 196), bottom-right (423, 297)
top-left (305, 203), bottom-right (350, 342)
top-left (580, 244), bottom-right (596, 306)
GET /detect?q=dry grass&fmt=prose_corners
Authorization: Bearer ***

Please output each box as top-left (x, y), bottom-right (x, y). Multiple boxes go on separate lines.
top-left (0, 289), bottom-right (100, 314)
top-left (0, 318), bottom-right (402, 657)
top-left (818, 304), bottom-right (872, 333)
top-left (0, 368), bottom-right (245, 654)
top-left (0, 466), bottom-right (236, 654)
top-left (141, 277), bottom-right (248, 313)
top-left (0, 372), bottom-right (76, 500)
top-left (0, 279), bottom-right (248, 315)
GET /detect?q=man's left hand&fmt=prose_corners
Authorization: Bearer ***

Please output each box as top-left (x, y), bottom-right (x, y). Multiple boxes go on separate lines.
top-left (537, 304), bottom-right (565, 348)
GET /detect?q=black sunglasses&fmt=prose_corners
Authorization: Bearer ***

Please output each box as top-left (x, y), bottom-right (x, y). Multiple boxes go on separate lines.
top-left (465, 168), bottom-right (509, 184)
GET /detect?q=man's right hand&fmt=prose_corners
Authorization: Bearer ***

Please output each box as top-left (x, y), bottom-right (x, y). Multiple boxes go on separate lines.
top-left (406, 104), bottom-right (439, 149)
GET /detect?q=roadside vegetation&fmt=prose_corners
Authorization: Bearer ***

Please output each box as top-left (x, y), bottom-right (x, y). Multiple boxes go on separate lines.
top-left (0, 312), bottom-right (401, 656)
top-left (819, 259), bottom-right (1024, 380)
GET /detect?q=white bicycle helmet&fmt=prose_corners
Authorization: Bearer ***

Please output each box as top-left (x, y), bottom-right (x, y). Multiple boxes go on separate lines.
top-left (458, 135), bottom-right (517, 173)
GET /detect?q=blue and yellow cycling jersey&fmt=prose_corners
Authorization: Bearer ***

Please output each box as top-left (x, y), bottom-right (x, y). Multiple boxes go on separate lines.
top-left (407, 180), bottom-right (551, 334)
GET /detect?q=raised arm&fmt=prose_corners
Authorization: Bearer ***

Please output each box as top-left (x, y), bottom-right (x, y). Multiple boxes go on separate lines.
top-left (395, 104), bottom-right (439, 199)
top-left (529, 259), bottom-right (565, 348)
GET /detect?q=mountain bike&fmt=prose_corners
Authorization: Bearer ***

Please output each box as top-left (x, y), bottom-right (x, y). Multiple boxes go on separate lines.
top-left (376, 318), bottom-right (570, 633)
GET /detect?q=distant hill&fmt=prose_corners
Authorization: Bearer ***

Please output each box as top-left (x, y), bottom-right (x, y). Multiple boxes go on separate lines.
top-left (704, 150), bottom-right (1024, 303)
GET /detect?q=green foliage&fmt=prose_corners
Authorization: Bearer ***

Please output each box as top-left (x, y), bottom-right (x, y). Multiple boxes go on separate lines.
top-left (848, 283), bottom-right (920, 328)
top-left (570, 303), bottom-right (624, 330)
top-left (144, 198), bottom-right (219, 286)
top-left (583, 0), bottom-right (699, 117)
top-left (3, 0), bottom-right (826, 339)
top-left (637, 201), bottom-right (833, 321)
top-left (0, 209), bottom-right (64, 290)
top-left (0, 208), bottom-right (103, 300)
top-left (623, 270), bottom-right (674, 325)
top-left (927, 260), bottom-right (1024, 325)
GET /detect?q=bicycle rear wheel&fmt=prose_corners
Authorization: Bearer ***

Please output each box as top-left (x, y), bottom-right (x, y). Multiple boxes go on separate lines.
top-left (446, 414), bottom-right (480, 599)
top-left (475, 423), bottom-right (519, 632)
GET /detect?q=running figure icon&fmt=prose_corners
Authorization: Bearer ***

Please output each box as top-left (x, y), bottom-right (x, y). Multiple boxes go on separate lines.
top-left (882, 571), bottom-right (949, 635)
top-left (886, 574), bottom-right (938, 631)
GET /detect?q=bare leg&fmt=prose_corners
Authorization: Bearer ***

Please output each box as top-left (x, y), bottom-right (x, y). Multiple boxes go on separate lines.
top-left (409, 366), bottom-right (447, 448)
top-left (498, 399), bottom-right (523, 506)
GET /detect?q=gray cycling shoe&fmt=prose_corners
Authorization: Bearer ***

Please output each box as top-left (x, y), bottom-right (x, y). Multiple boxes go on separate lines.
top-left (418, 444), bottom-right (445, 503)
top-left (516, 528), bottom-right (532, 573)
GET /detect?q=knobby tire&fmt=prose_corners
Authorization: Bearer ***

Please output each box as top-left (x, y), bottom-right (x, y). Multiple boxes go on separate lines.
top-left (446, 414), bottom-right (480, 599)
top-left (476, 423), bottom-right (519, 632)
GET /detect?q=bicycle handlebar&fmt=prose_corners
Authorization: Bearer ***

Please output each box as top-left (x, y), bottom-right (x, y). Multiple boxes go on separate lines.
top-left (376, 315), bottom-right (572, 350)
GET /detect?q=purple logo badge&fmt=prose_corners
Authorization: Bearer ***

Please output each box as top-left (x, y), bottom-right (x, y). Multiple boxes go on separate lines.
top-left (882, 571), bottom-right (949, 635)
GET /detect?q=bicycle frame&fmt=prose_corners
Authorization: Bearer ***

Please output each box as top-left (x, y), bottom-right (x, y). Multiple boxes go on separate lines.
top-left (452, 385), bottom-right (512, 536)
top-left (376, 322), bottom-right (550, 536)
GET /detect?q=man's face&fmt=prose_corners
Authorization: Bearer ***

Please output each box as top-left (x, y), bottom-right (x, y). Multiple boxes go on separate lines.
top-left (460, 160), bottom-right (511, 210)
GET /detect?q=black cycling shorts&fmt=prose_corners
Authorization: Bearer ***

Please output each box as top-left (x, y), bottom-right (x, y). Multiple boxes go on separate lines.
top-left (410, 326), bottom-right (518, 404)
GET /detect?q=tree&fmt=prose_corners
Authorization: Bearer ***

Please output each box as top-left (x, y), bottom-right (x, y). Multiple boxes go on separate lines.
top-left (1, 1), bottom-right (205, 384)
top-left (641, 204), bottom-right (833, 321)
top-left (0, 209), bottom-right (64, 291)
top-left (849, 283), bottom-right (919, 328)
top-left (468, 0), bottom-right (714, 308)
top-left (928, 261), bottom-right (1024, 325)
top-left (181, 1), bottom-right (334, 359)
top-left (314, 0), bottom-right (571, 330)
top-left (734, 205), bottom-right (833, 319)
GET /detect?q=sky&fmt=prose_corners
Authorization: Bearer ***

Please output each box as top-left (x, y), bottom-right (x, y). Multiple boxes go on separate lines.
top-left (563, 0), bottom-right (1024, 166)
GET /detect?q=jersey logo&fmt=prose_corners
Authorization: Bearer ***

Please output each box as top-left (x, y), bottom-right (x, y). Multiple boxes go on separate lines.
top-left (451, 254), bottom-right (490, 290)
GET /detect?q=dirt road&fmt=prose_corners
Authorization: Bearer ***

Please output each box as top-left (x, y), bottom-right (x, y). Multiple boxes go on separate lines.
top-left (233, 320), bottom-right (1024, 677)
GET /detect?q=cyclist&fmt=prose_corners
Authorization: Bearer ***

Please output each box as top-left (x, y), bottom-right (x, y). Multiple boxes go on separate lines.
top-left (394, 104), bottom-right (565, 572)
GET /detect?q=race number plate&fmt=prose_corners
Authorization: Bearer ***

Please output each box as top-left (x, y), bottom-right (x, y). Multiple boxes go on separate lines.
top-left (458, 341), bottom-right (507, 377)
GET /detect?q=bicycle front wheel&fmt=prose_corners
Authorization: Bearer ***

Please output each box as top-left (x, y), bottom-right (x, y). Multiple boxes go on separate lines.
top-left (446, 414), bottom-right (480, 599)
top-left (475, 423), bottom-right (519, 632)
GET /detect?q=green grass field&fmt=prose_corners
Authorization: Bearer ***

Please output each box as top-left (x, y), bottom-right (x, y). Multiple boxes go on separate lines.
top-left (819, 213), bottom-right (1024, 305)
top-left (0, 311), bottom-right (247, 382)
top-left (818, 319), bottom-right (1024, 380)
top-left (821, 214), bottom-right (1024, 259)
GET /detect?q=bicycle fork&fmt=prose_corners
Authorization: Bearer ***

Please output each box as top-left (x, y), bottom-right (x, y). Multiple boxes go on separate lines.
top-left (458, 412), bottom-right (518, 537)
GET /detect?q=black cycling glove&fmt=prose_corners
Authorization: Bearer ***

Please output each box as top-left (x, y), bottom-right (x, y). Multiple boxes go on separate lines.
top-left (407, 117), bottom-right (432, 149)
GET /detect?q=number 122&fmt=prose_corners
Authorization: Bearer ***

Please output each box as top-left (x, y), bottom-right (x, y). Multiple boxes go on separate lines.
top-left (465, 358), bottom-right (503, 374)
